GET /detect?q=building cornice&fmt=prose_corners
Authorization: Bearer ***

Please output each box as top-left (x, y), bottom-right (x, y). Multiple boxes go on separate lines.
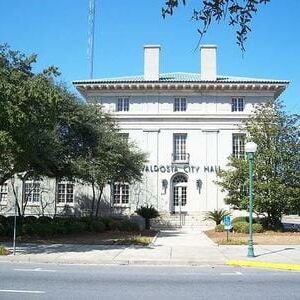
top-left (74, 81), bottom-right (288, 98)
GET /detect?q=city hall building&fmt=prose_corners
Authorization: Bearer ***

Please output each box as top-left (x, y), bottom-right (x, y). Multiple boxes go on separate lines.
top-left (0, 45), bottom-right (288, 226)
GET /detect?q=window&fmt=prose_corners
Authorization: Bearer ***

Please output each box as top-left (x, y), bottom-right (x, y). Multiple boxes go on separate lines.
top-left (173, 134), bottom-right (188, 162)
top-left (231, 98), bottom-right (244, 112)
top-left (25, 181), bottom-right (41, 203)
top-left (174, 97), bottom-right (187, 112)
top-left (0, 183), bottom-right (8, 204)
top-left (117, 97), bottom-right (129, 112)
top-left (119, 133), bottom-right (129, 143)
top-left (232, 134), bottom-right (245, 159)
top-left (113, 183), bottom-right (129, 205)
top-left (58, 182), bottom-right (74, 204)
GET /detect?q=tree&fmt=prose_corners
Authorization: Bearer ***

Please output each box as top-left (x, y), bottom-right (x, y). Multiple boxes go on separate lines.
top-left (136, 205), bottom-right (159, 230)
top-left (75, 105), bottom-right (147, 217)
top-left (217, 100), bottom-right (300, 228)
top-left (162, 0), bottom-right (271, 51)
top-left (0, 44), bottom-right (101, 187)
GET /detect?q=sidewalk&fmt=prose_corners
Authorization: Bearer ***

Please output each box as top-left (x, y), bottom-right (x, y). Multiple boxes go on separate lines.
top-left (0, 230), bottom-right (299, 270)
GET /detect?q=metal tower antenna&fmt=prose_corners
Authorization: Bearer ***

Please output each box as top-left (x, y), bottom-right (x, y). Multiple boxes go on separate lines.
top-left (88, 0), bottom-right (96, 79)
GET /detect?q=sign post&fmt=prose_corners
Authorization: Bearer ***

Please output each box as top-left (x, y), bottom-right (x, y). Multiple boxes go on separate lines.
top-left (223, 215), bottom-right (232, 242)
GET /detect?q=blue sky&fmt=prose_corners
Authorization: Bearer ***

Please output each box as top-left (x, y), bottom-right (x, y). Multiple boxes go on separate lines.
top-left (0, 0), bottom-right (299, 112)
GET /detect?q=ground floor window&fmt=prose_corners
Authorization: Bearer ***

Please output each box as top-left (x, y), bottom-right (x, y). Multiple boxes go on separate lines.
top-left (57, 182), bottom-right (74, 204)
top-left (25, 180), bottom-right (41, 203)
top-left (0, 183), bottom-right (8, 204)
top-left (113, 183), bottom-right (129, 205)
top-left (232, 133), bottom-right (245, 159)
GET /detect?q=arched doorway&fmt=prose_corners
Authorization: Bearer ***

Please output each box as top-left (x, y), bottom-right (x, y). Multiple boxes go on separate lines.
top-left (171, 173), bottom-right (188, 213)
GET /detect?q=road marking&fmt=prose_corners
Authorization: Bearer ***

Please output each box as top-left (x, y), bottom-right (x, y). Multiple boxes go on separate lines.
top-left (220, 271), bottom-right (242, 276)
top-left (14, 268), bottom-right (57, 272)
top-left (0, 289), bottom-right (45, 294)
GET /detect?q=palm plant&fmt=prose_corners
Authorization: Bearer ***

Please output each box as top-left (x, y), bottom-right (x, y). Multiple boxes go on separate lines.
top-left (204, 209), bottom-right (230, 225)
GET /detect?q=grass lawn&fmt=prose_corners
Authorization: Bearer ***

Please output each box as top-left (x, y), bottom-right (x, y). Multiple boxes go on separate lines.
top-left (205, 230), bottom-right (300, 245)
top-left (0, 230), bottom-right (158, 246)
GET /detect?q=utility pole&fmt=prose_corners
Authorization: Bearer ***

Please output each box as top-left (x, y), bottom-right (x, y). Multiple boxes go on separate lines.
top-left (88, 0), bottom-right (96, 79)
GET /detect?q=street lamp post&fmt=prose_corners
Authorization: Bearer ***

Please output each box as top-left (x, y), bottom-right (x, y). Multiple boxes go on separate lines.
top-left (10, 176), bottom-right (17, 256)
top-left (245, 141), bottom-right (258, 258)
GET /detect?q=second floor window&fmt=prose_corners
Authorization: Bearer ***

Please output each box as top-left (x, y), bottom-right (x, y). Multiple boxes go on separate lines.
top-left (232, 134), bottom-right (245, 159)
top-left (117, 97), bottom-right (129, 112)
top-left (173, 134), bottom-right (187, 161)
top-left (174, 97), bottom-right (186, 112)
top-left (25, 181), bottom-right (41, 203)
top-left (113, 183), bottom-right (129, 205)
top-left (232, 98), bottom-right (244, 112)
top-left (58, 182), bottom-right (74, 204)
top-left (0, 183), bottom-right (8, 204)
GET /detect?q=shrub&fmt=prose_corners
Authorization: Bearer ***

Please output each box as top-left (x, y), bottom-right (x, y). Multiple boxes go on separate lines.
top-left (24, 216), bottom-right (38, 224)
top-left (233, 221), bottom-right (249, 233)
top-left (90, 220), bottom-right (105, 233)
top-left (38, 216), bottom-right (53, 223)
top-left (204, 209), bottom-right (230, 225)
top-left (0, 245), bottom-right (10, 255)
top-left (0, 223), bottom-right (5, 236)
top-left (99, 217), bottom-right (117, 230)
top-left (0, 215), bottom-right (7, 225)
top-left (136, 205), bottom-right (159, 230)
top-left (253, 223), bottom-right (264, 233)
top-left (215, 224), bottom-right (225, 232)
top-left (22, 223), bottom-right (35, 236)
top-left (232, 216), bottom-right (248, 224)
top-left (35, 223), bottom-right (56, 237)
top-left (116, 219), bottom-right (140, 232)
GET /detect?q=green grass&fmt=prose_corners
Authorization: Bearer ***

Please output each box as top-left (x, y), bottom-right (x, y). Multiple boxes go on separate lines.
top-left (118, 235), bottom-right (153, 246)
top-left (217, 238), bottom-right (247, 245)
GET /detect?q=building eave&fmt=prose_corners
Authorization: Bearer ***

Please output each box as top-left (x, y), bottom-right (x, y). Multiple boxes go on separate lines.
top-left (73, 81), bottom-right (288, 98)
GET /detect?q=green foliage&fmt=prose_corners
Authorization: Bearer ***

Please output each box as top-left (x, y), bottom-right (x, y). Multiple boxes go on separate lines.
top-left (215, 224), bottom-right (225, 232)
top-left (162, 0), bottom-right (270, 51)
top-left (204, 209), bottom-right (230, 225)
top-left (217, 100), bottom-right (300, 229)
top-left (100, 217), bottom-right (118, 230)
top-left (136, 205), bottom-right (159, 220)
top-left (24, 216), bottom-right (38, 224)
top-left (252, 223), bottom-right (264, 233)
top-left (116, 219), bottom-right (140, 232)
top-left (136, 205), bottom-right (159, 230)
top-left (38, 216), bottom-right (52, 223)
top-left (233, 221), bottom-right (264, 233)
top-left (233, 221), bottom-right (249, 233)
top-left (232, 216), bottom-right (248, 224)
top-left (90, 220), bottom-right (105, 233)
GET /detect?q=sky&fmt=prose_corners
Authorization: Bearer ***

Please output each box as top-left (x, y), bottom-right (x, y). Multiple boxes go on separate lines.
top-left (0, 0), bottom-right (299, 112)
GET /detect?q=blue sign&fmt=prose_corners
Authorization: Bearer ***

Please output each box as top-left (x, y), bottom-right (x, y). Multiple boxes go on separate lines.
top-left (223, 215), bottom-right (232, 230)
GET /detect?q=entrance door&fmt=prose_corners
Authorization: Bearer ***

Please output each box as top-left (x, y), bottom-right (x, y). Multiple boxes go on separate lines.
top-left (172, 174), bottom-right (188, 213)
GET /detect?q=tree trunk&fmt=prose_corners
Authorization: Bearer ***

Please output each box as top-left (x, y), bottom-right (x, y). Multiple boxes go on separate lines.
top-left (54, 177), bottom-right (58, 217)
top-left (90, 182), bottom-right (96, 217)
top-left (95, 186), bottom-right (104, 217)
top-left (145, 218), bottom-right (150, 230)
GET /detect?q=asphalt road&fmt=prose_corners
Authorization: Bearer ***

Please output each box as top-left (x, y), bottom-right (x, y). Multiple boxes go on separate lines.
top-left (0, 262), bottom-right (299, 300)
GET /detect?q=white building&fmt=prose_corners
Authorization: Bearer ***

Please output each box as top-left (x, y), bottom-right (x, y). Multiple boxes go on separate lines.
top-left (0, 45), bottom-right (288, 225)
top-left (72, 45), bottom-right (288, 225)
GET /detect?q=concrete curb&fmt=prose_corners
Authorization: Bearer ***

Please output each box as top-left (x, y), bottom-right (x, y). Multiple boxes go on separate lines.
top-left (227, 260), bottom-right (300, 272)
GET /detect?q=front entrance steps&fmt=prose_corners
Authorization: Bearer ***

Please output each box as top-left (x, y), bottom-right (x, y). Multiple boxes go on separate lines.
top-left (151, 212), bottom-right (215, 230)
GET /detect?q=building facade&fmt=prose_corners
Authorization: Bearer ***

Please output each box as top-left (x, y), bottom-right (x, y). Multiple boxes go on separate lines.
top-left (0, 45), bottom-right (288, 224)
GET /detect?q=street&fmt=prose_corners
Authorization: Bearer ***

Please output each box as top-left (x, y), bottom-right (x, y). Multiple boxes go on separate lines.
top-left (0, 262), bottom-right (299, 299)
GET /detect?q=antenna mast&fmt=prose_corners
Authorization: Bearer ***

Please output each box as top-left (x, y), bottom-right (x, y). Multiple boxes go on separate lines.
top-left (88, 0), bottom-right (96, 79)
